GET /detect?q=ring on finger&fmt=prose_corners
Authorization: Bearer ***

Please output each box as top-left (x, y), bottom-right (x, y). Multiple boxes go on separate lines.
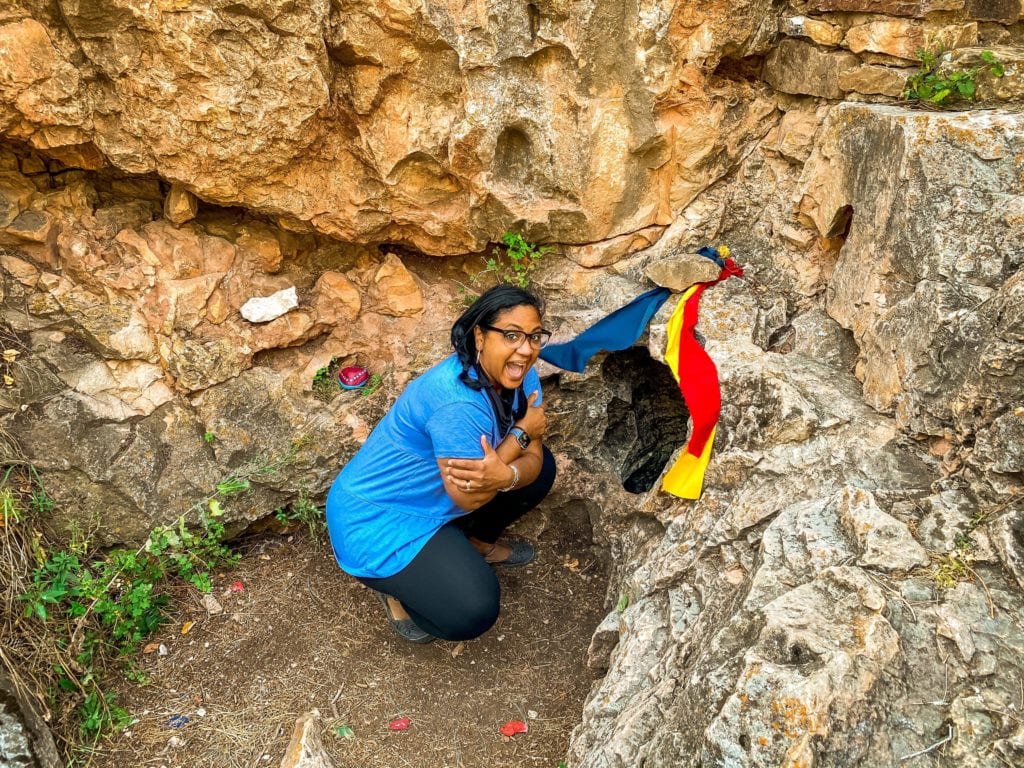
top-left (465, 480), bottom-right (471, 490)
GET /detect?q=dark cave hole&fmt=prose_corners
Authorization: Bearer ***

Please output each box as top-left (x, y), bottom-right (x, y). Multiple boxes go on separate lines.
top-left (711, 54), bottom-right (766, 83)
top-left (601, 348), bottom-right (692, 494)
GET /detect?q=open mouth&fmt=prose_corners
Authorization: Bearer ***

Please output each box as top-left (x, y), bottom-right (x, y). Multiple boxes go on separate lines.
top-left (505, 361), bottom-right (527, 381)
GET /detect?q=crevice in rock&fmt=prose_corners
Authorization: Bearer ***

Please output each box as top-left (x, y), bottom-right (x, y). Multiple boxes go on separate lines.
top-left (712, 53), bottom-right (767, 84)
top-left (527, 3), bottom-right (541, 41)
top-left (600, 348), bottom-right (690, 494)
top-left (493, 126), bottom-right (534, 185)
top-left (826, 204), bottom-right (854, 240)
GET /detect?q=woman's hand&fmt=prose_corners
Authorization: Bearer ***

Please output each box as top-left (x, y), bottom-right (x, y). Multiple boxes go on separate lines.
top-left (516, 391), bottom-right (547, 441)
top-left (443, 435), bottom-right (515, 495)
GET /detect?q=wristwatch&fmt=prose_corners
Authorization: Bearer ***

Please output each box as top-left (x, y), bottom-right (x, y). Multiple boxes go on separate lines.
top-left (510, 426), bottom-right (531, 450)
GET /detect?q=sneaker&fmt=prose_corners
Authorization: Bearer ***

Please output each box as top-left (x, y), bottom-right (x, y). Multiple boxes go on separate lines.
top-left (373, 591), bottom-right (434, 644)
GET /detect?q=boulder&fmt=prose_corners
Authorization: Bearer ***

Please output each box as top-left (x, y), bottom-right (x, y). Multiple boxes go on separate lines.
top-left (765, 39), bottom-right (860, 99)
top-left (164, 183), bottom-right (198, 225)
top-left (370, 254), bottom-right (423, 317)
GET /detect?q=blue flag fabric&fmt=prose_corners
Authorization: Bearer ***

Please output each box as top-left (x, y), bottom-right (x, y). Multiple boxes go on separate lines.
top-left (538, 286), bottom-right (672, 372)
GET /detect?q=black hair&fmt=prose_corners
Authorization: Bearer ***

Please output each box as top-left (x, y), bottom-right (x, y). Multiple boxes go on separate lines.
top-left (450, 284), bottom-right (543, 390)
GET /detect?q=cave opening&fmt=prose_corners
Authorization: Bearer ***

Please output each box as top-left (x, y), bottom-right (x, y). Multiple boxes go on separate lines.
top-left (601, 348), bottom-right (692, 494)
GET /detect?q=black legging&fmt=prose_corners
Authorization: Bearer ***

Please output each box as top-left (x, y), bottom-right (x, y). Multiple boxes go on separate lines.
top-left (358, 447), bottom-right (556, 641)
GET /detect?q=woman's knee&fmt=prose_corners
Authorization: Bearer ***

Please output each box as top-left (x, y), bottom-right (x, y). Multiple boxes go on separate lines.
top-left (432, 589), bottom-right (500, 641)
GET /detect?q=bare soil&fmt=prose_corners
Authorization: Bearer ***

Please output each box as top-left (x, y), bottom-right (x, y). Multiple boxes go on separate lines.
top-left (90, 515), bottom-right (608, 768)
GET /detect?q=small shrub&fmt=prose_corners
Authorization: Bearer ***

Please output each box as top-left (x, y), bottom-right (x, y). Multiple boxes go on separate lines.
top-left (312, 357), bottom-right (342, 402)
top-left (485, 232), bottom-right (550, 288)
top-left (275, 488), bottom-right (327, 543)
top-left (904, 48), bottom-right (1004, 106)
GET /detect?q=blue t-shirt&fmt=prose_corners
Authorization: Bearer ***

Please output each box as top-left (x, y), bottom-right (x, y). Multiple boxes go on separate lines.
top-left (325, 354), bottom-right (543, 579)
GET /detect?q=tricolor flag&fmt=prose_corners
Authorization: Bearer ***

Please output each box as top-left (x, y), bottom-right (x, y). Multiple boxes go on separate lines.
top-left (539, 246), bottom-right (743, 499)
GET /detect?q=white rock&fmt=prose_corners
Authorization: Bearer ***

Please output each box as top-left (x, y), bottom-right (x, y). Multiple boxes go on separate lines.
top-left (201, 593), bottom-right (224, 615)
top-left (279, 710), bottom-right (335, 768)
top-left (240, 287), bottom-right (298, 323)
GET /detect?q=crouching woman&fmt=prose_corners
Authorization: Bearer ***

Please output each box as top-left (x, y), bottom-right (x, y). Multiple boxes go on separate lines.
top-left (325, 285), bottom-right (556, 643)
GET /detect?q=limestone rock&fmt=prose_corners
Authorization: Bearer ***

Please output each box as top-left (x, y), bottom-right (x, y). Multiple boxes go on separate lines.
top-left (0, 18), bottom-right (85, 136)
top-left (771, 107), bottom-right (828, 163)
top-left (4, 211), bottom-right (56, 244)
top-left (168, 336), bottom-right (251, 392)
top-left (0, 0), bottom-right (791, 254)
top-left (706, 568), bottom-right (901, 768)
top-left (586, 611), bottom-right (622, 673)
top-left (844, 20), bottom-right (978, 60)
top-left (313, 272), bottom-right (361, 326)
top-left (50, 281), bottom-right (158, 362)
top-left (0, 671), bottom-right (62, 768)
top-left (241, 287), bottom-right (299, 324)
top-left (974, 408), bottom-right (1024, 474)
top-left (370, 254), bottom-right (423, 317)
top-left (644, 250), bottom-right (721, 292)
top-left (838, 64), bottom-right (914, 96)
top-left (279, 711), bottom-right (335, 768)
top-left (782, 16), bottom-right (843, 47)
top-left (59, 360), bottom-right (174, 420)
top-left (834, 486), bottom-right (929, 570)
top-left (790, 308), bottom-right (858, 372)
top-left (237, 226), bottom-right (284, 274)
top-left (805, 0), bottom-right (965, 16)
top-left (164, 183), bottom-right (198, 225)
top-left (0, 171), bottom-right (37, 228)
top-left (765, 39), bottom-right (860, 99)
top-left (565, 226), bottom-right (665, 268)
top-left (799, 104), bottom-right (1024, 450)
top-left (250, 310), bottom-right (318, 352)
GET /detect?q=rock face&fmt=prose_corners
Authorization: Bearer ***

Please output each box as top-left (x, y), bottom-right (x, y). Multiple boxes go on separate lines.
top-left (1, 0), bottom-right (1022, 766)
top-left (800, 105), bottom-right (1024, 462)
top-left (0, 0), bottom-right (782, 254)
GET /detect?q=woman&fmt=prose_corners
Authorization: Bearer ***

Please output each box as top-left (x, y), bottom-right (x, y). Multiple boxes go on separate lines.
top-left (325, 284), bottom-right (556, 644)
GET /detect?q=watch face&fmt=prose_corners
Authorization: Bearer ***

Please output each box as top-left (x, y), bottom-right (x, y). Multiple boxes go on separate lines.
top-left (517, 431), bottom-right (531, 449)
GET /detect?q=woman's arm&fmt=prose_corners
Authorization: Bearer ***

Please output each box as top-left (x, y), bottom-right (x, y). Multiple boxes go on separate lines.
top-left (439, 435), bottom-right (544, 511)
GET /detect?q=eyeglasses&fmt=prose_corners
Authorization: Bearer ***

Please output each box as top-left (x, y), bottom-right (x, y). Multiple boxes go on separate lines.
top-left (481, 325), bottom-right (552, 349)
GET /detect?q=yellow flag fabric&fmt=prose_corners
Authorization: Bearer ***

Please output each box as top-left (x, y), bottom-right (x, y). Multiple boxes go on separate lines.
top-left (660, 285), bottom-right (717, 500)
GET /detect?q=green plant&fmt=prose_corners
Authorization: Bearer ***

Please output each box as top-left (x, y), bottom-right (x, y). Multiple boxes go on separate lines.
top-left (904, 48), bottom-right (1004, 106)
top-left (8, 466), bottom-right (244, 753)
top-left (482, 232), bottom-right (551, 289)
top-left (360, 372), bottom-right (384, 398)
top-left (312, 357), bottom-right (342, 402)
top-left (203, 430), bottom-right (216, 444)
top-left (274, 488), bottom-right (326, 543)
top-left (216, 475), bottom-right (250, 496)
top-left (80, 690), bottom-right (131, 739)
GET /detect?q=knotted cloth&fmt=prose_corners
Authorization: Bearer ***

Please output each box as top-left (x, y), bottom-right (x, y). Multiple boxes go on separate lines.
top-left (538, 246), bottom-right (743, 499)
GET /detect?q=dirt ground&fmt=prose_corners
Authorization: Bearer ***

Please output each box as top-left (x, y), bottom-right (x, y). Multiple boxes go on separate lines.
top-left (89, 514), bottom-right (608, 768)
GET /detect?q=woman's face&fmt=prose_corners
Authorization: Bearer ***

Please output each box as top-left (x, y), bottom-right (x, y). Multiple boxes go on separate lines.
top-left (473, 304), bottom-right (543, 390)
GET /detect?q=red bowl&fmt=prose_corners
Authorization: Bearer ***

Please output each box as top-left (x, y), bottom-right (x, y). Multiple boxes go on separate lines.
top-left (337, 365), bottom-right (369, 389)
